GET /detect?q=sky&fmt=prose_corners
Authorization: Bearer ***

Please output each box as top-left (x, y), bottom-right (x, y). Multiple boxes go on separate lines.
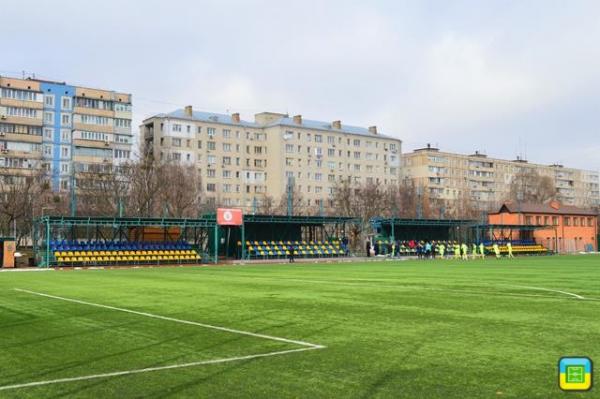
top-left (2, 0), bottom-right (599, 170)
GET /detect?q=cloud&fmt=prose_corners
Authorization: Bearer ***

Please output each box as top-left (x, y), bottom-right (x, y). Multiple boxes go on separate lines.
top-left (1, 0), bottom-right (599, 170)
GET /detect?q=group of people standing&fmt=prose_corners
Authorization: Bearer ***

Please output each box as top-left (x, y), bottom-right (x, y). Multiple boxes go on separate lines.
top-left (365, 239), bottom-right (515, 259)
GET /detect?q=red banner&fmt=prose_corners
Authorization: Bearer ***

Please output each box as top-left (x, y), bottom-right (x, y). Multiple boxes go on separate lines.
top-left (217, 208), bottom-right (243, 226)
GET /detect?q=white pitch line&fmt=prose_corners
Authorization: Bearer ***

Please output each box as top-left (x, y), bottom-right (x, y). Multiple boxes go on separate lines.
top-left (0, 346), bottom-right (319, 392)
top-left (506, 285), bottom-right (585, 300)
top-left (14, 288), bottom-right (324, 349)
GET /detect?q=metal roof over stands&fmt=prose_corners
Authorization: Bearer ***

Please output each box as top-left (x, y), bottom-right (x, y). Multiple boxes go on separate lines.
top-left (36, 215), bottom-right (217, 228)
top-left (371, 217), bottom-right (476, 227)
top-left (243, 214), bottom-right (359, 224)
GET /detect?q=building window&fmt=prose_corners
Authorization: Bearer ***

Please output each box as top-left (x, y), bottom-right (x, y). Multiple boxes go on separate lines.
top-left (552, 216), bottom-right (559, 226)
top-left (1, 88), bottom-right (38, 102)
top-left (61, 114), bottom-right (70, 126)
top-left (115, 118), bottom-right (131, 128)
top-left (80, 114), bottom-right (111, 125)
top-left (564, 217), bottom-right (570, 226)
top-left (525, 216), bottom-right (532, 225)
top-left (172, 138), bottom-right (181, 147)
top-left (207, 183), bottom-right (216, 192)
top-left (207, 169), bottom-right (216, 178)
top-left (44, 95), bottom-right (54, 107)
top-left (44, 112), bottom-right (54, 123)
top-left (172, 124), bottom-right (182, 132)
top-left (114, 149), bottom-right (130, 159)
top-left (207, 141), bottom-right (216, 150)
top-left (207, 127), bottom-right (216, 137)
top-left (61, 97), bottom-right (72, 110)
top-left (223, 143), bottom-right (232, 152)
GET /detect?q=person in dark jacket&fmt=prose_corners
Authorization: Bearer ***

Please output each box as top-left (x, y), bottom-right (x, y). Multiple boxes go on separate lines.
top-left (366, 240), bottom-right (371, 257)
top-left (288, 244), bottom-right (295, 263)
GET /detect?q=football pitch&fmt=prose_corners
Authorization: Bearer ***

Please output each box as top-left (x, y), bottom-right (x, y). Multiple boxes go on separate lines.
top-left (1, 256), bottom-right (599, 398)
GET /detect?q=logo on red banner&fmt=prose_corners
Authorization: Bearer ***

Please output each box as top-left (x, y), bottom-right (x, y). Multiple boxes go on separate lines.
top-left (217, 208), bottom-right (243, 226)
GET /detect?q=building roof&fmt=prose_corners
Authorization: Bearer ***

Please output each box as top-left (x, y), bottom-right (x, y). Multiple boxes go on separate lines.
top-left (494, 201), bottom-right (597, 216)
top-left (149, 109), bottom-right (398, 140)
top-left (155, 109), bottom-right (258, 128)
top-left (264, 116), bottom-right (395, 140)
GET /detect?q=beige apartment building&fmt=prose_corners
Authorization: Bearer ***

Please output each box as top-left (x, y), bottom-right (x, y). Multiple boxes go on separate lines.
top-left (402, 145), bottom-right (600, 212)
top-left (141, 106), bottom-right (402, 212)
top-left (0, 75), bottom-right (133, 191)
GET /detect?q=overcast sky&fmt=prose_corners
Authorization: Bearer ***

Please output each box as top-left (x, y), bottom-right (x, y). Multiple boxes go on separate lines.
top-left (2, 0), bottom-right (599, 170)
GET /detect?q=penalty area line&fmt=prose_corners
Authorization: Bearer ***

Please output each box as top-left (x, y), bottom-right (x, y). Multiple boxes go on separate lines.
top-left (13, 288), bottom-right (324, 349)
top-left (0, 346), bottom-right (320, 392)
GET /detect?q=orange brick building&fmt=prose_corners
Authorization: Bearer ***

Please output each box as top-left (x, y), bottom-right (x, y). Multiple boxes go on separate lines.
top-left (488, 201), bottom-right (598, 253)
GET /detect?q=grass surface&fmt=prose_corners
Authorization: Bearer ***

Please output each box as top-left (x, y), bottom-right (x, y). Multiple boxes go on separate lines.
top-left (1, 255), bottom-right (599, 398)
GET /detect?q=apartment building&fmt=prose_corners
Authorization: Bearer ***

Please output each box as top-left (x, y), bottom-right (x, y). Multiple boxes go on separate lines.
top-left (402, 145), bottom-right (600, 211)
top-left (0, 75), bottom-right (133, 191)
top-left (141, 106), bottom-right (402, 211)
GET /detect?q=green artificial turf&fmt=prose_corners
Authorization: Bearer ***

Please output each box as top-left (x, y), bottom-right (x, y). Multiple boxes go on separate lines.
top-left (1, 255), bottom-right (599, 398)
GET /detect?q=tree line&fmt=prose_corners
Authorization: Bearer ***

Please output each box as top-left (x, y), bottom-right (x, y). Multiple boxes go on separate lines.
top-left (1, 158), bottom-right (596, 246)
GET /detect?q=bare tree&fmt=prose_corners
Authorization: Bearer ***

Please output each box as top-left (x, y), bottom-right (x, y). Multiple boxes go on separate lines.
top-left (0, 171), bottom-right (51, 245)
top-left (509, 169), bottom-right (556, 203)
top-left (158, 164), bottom-right (203, 218)
top-left (75, 164), bottom-right (130, 217)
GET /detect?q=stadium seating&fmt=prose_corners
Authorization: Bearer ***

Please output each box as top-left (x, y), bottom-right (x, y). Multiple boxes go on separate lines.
top-left (49, 240), bottom-right (202, 266)
top-left (484, 241), bottom-right (549, 255)
top-left (240, 240), bottom-right (347, 260)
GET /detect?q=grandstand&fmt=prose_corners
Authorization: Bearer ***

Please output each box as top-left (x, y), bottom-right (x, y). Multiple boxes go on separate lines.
top-left (33, 214), bottom-right (359, 267)
top-left (50, 240), bottom-right (201, 266)
top-left (33, 215), bottom-right (217, 267)
top-left (242, 239), bottom-right (346, 260)
top-left (227, 214), bottom-right (358, 260)
top-left (472, 223), bottom-right (555, 255)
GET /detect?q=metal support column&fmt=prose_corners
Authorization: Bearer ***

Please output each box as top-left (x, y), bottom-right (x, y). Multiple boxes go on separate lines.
top-left (241, 222), bottom-right (246, 260)
top-left (45, 220), bottom-right (50, 268)
top-left (213, 224), bottom-right (218, 264)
